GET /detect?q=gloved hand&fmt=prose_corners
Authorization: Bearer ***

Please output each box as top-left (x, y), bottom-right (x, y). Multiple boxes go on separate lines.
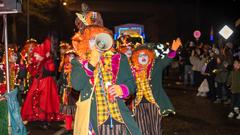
top-left (171, 38), bottom-right (182, 51)
top-left (107, 85), bottom-right (123, 98)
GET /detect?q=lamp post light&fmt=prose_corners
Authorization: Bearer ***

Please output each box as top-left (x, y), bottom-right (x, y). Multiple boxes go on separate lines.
top-left (63, 2), bottom-right (67, 6)
top-left (219, 25), bottom-right (233, 40)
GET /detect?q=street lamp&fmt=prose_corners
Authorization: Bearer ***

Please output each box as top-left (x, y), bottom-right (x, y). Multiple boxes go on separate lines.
top-left (62, 0), bottom-right (67, 6)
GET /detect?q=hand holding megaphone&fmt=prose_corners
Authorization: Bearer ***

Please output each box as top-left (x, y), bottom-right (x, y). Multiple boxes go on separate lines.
top-left (89, 46), bottom-right (101, 67)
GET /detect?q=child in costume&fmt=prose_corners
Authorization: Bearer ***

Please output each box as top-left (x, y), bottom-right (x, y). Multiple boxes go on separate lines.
top-left (59, 49), bottom-right (79, 134)
top-left (0, 48), bottom-right (27, 135)
top-left (130, 39), bottom-right (181, 135)
top-left (21, 38), bottom-right (62, 129)
top-left (71, 25), bottom-right (142, 135)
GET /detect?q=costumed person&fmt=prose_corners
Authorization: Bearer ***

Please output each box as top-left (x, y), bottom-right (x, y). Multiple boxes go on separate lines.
top-left (0, 48), bottom-right (27, 135)
top-left (116, 34), bottom-right (135, 59)
top-left (115, 34), bottom-right (142, 108)
top-left (130, 38), bottom-right (181, 135)
top-left (20, 39), bottom-right (38, 96)
top-left (72, 3), bottom-right (104, 59)
top-left (59, 49), bottom-right (79, 134)
top-left (71, 25), bottom-right (142, 135)
top-left (58, 42), bottom-right (71, 73)
top-left (21, 38), bottom-right (62, 129)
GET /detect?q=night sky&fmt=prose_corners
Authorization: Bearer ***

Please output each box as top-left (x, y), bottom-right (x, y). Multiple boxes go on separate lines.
top-left (0, 0), bottom-right (240, 45)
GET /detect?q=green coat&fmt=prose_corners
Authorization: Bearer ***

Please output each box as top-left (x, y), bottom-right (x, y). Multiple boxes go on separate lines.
top-left (71, 54), bottom-right (142, 135)
top-left (150, 57), bottom-right (175, 116)
top-left (228, 70), bottom-right (240, 93)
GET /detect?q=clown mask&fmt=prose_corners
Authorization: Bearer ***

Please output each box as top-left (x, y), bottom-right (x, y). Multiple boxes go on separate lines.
top-left (138, 52), bottom-right (149, 66)
top-left (9, 53), bottom-right (18, 63)
top-left (125, 46), bottom-right (132, 58)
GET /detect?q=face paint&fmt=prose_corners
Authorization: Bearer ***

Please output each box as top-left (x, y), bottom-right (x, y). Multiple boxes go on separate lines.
top-left (124, 47), bottom-right (132, 58)
top-left (68, 54), bottom-right (75, 62)
top-left (125, 49), bottom-right (132, 58)
top-left (138, 52), bottom-right (149, 65)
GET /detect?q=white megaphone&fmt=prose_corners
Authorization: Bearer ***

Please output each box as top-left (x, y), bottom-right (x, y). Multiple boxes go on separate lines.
top-left (95, 33), bottom-right (113, 52)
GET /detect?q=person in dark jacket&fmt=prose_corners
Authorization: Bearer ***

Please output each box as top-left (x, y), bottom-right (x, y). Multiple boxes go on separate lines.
top-left (227, 59), bottom-right (240, 119)
top-left (213, 56), bottom-right (229, 103)
top-left (205, 51), bottom-right (218, 100)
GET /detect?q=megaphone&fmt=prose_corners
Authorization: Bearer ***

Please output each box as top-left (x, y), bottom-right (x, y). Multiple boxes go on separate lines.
top-left (95, 33), bottom-right (113, 52)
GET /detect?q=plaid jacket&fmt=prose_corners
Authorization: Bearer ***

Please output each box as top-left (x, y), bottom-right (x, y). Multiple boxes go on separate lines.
top-left (71, 53), bottom-right (142, 135)
top-left (134, 70), bottom-right (156, 106)
top-left (94, 52), bottom-right (124, 126)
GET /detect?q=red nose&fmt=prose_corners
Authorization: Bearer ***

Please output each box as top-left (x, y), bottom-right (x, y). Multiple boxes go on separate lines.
top-left (142, 58), bottom-right (146, 62)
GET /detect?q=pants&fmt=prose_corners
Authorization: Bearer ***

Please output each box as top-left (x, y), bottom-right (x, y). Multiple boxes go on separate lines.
top-left (194, 71), bottom-right (203, 87)
top-left (98, 120), bottom-right (128, 135)
top-left (231, 93), bottom-right (240, 109)
top-left (184, 65), bottom-right (194, 85)
top-left (206, 76), bottom-right (216, 100)
top-left (135, 103), bottom-right (162, 135)
top-left (216, 82), bottom-right (227, 100)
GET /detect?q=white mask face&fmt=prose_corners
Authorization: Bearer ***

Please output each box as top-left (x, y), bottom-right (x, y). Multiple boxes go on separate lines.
top-left (138, 52), bottom-right (149, 65)
top-left (69, 54), bottom-right (75, 62)
top-left (10, 53), bottom-right (18, 63)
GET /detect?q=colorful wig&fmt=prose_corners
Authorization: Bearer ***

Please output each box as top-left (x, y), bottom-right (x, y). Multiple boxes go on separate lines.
top-left (131, 46), bottom-right (155, 69)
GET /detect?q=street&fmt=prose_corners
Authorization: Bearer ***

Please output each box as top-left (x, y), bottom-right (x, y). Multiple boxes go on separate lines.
top-left (26, 69), bottom-right (240, 135)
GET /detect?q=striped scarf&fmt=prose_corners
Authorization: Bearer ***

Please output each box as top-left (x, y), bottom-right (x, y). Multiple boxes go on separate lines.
top-left (94, 52), bottom-right (124, 126)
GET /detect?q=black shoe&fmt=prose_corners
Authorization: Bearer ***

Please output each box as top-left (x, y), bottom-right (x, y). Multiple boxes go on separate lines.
top-left (40, 124), bottom-right (49, 130)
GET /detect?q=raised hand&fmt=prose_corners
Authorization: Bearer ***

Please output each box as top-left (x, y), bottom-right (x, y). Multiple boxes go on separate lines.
top-left (171, 38), bottom-right (182, 51)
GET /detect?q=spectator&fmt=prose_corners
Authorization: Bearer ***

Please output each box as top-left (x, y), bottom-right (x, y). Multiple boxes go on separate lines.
top-left (204, 50), bottom-right (218, 101)
top-left (182, 43), bottom-right (194, 86)
top-left (190, 48), bottom-right (206, 87)
top-left (213, 56), bottom-right (229, 103)
top-left (227, 59), bottom-right (240, 119)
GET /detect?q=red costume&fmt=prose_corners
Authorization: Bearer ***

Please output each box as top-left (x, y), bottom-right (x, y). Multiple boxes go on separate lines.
top-left (21, 38), bottom-right (62, 122)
